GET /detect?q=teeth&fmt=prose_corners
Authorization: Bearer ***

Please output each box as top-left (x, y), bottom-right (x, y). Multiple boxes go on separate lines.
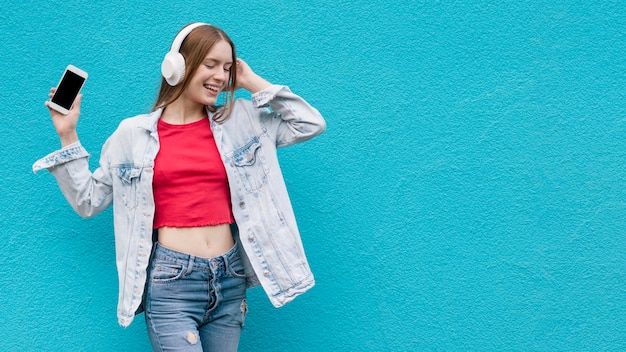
top-left (204, 84), bottom-right (219, 92)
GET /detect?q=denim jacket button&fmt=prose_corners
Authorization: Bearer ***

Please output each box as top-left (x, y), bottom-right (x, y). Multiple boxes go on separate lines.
top-left (263, 270), bottom-right (270, 277)
top-left (248, 235), bottom-right (254, 242)
top-left (239, 201), bottom-right (245, 208)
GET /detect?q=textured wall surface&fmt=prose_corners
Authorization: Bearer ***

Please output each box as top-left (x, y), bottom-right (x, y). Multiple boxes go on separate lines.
top-left (1, 0), bottom-right (625, 351)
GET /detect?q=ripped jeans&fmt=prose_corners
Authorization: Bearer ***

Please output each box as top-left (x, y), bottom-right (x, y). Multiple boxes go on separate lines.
top-left (145, 242), bottom-right (247, 351)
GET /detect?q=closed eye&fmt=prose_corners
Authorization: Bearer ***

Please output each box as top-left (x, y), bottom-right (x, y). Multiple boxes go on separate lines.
top-left (204, 64), bottom-right (231, 72)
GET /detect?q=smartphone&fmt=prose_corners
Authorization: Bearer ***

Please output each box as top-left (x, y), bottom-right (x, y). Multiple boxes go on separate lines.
top-left (49, 65), bottom-right (88, 115)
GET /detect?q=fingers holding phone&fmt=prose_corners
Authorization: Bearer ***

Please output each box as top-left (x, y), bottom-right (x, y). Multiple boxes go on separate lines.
top-left (48, 65), bottom-right (88, 115)
top-left (45, 89), bottom-right (82, 147)
top-left (46, 65), bottom-right (88, 147)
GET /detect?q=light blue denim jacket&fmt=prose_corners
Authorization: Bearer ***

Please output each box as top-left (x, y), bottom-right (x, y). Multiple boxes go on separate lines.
top-left (32, 85), bottom-right (326, 327)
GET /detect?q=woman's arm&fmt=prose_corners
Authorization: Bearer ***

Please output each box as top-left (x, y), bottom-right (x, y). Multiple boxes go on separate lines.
top-left (45, 88), bottom-right (81, 147)
top-left (33, 90), bottom-right (114, 218)
top-left (236, 59), bottom-right (326, 147)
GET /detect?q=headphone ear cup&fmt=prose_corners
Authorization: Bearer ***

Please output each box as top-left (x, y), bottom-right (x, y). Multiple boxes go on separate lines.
top-left (161, 52), bottom-right (186, 86)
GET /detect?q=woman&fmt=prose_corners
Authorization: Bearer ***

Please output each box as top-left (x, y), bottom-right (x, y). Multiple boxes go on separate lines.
top-left (33, 23), bottom-right (325, 351)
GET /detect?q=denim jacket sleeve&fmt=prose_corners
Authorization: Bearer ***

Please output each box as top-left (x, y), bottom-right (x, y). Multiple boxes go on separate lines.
top-left (32, 141), bottom-right (114, 218)
top-left (251, 85), bottom-right (326, 148)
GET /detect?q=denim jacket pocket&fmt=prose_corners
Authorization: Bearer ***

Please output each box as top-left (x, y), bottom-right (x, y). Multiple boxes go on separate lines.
top-left (113, 165), bottom-right (142, 209)
top-left (232, 137), bottom-right (269, 192)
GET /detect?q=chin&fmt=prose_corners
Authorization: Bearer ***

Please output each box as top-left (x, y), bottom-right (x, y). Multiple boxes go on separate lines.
top-left (199, 96), bottom-right (217, 106)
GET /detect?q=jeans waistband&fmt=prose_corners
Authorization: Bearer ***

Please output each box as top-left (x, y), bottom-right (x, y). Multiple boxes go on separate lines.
top-left (153, 242), bottom-right (239, 271)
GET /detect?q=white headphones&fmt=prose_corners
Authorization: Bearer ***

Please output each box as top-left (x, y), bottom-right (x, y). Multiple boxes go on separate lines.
top-left (161, 22), bottom-right (210, 86)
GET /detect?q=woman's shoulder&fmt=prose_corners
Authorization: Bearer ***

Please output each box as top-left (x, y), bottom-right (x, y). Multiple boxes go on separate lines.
top-left (115, 110), bottom-right (161, 133)
top-left (104, 110), bottom-right (161, 148)
top-left (221, 98), bottom-right (256, 121)
top-left (233, 97), bottom-right (254, 109)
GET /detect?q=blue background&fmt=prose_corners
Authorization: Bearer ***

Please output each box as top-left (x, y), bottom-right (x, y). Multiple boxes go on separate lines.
top-left (1, 0), bottom-right (625, 351)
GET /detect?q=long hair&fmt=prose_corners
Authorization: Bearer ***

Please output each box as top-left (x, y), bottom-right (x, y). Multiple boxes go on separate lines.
top-left (153, 24), bottom-right (237, 123)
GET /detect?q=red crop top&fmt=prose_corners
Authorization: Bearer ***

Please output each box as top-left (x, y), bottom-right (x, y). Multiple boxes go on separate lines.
top-left (152, 117), bottom-right (234, 229)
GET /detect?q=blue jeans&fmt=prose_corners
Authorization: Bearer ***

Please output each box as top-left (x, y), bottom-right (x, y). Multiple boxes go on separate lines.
top-left (145, 242), bottom-right (247, 351)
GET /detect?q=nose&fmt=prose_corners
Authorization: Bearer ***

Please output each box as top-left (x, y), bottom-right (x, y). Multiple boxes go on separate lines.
top-left (213, 69), bottom-right (226, 82)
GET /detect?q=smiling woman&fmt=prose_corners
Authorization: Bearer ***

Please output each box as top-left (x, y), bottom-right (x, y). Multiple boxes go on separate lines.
top-left (165, 40), bottom-right (234, 116)
top-left (155, 24), bottom-right (240, 123)
top-left (32, 22), bottom-right (326, 351)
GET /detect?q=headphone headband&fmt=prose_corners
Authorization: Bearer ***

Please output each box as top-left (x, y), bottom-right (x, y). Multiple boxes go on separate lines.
top-left (170, 22), bottom-right (210, 53)
top-left (161, 22), bottom-right (211, 86)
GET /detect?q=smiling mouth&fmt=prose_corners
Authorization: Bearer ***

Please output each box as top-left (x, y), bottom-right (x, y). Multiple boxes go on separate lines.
top-left (204, 84), bottom-right (221, 93)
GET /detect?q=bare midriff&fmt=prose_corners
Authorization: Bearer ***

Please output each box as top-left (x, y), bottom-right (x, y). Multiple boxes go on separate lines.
top-left (157, 224), bottom-right (235, 258)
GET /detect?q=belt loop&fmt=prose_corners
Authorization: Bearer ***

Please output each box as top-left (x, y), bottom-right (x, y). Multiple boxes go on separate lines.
top-left (222, 252), bottom-right (230, 271)
top-left (186, 255), bottom-right (195, 275)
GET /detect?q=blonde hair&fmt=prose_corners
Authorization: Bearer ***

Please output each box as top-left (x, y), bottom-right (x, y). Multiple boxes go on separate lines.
top-left (153, 24), bottom-right (237, 122)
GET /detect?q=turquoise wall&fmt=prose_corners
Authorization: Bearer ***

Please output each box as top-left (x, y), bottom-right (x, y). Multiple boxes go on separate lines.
top-left (2, 0), bottom-right (625, 350)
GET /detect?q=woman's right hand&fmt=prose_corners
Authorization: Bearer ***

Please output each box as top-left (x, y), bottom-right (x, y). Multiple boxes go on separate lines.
top-left (45, 88), bottom-right (81, 147)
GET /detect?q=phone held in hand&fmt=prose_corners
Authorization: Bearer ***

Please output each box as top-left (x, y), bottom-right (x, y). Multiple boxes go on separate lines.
top-left (49, 65), bottom-right (88, 115)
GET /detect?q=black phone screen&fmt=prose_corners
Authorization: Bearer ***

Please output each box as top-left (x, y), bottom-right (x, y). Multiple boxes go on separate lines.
top-left (51, 71), bottom-right (86, 110)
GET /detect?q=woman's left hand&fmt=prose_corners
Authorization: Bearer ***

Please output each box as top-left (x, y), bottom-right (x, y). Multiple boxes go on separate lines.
top-left (234, 58), bottom-right (272, 93)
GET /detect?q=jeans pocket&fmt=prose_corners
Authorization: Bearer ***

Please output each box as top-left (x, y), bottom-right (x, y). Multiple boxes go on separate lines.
top-left (150, 261), bottom-right (185, 284)
top-left (226, 256), bottom-right (247, 279)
